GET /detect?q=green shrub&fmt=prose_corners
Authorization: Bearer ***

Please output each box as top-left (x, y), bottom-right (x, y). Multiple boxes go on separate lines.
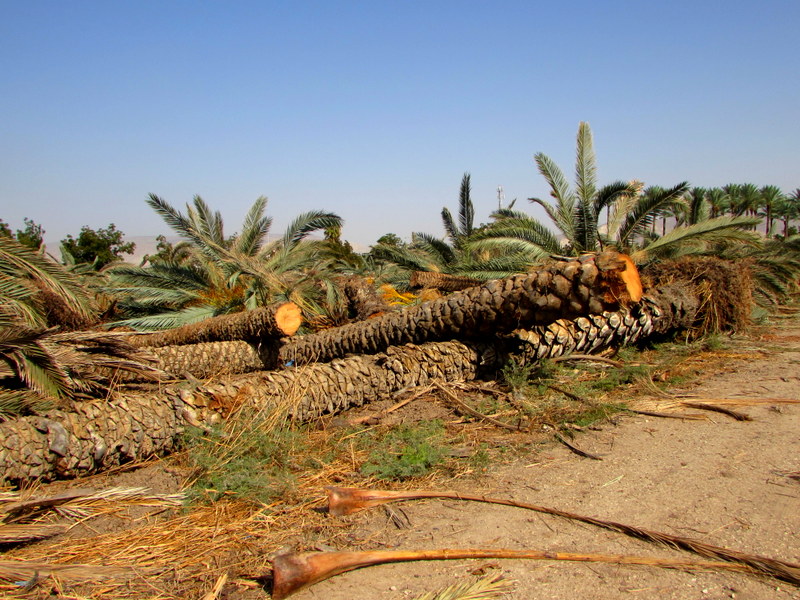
top-left (183, 413), bottom-right (307, 505)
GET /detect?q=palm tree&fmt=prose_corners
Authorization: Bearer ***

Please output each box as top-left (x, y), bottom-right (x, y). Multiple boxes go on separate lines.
top-left (108, 195), bottom-right (343, 331)
top-left (0, 237), bottom-right (155, 414)
top-left (471, 122), bottom-right (756, 265)
top-left (759, 185), bottom-right (785, 237)
top-left (371, 174), bottom-right (533, 285)
top-left (775, 189), bottom-right (800, 238)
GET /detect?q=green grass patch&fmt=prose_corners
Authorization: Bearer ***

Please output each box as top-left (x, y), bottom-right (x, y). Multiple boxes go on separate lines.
top-left (182, 408), bottom-right (309, 506)
top-left (360, 420), bottom-right (446, 480)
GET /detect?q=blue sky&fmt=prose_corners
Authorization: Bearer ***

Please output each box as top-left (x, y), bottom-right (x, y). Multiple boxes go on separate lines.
top-left (1, 1), bottom-right (798, 250)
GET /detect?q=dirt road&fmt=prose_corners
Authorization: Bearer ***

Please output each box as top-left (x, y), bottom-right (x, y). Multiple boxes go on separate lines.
top-left (298, 328), bottom-right (800, 600)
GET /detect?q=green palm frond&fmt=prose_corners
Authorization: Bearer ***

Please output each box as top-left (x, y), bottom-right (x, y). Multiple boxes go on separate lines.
top-left (617, 182), bottom-right (689, 247)
top-left (441, 207), bottom-right (459, 244)
top-left (110, 305), bottom-right (218, 332)
top-left (0, 326), bottom-right (71, 401)
top-left (146, 194), bottom-right (199, 242)
top-left (411, 232), bottom-right (456, 268)
top-left (605, 180), bottom-right (644, 242)
top-left (575, 121), bottom-right (597, 206)
top-left (532, 153), bottom-right (576, 243)
top-left (630, 215), bottom-right (760, 263)
top-left (471, 216), bottom-right (562, 254)
top-left (233, 195), bottom-right (271, 255)
top-left (370, 244), bottom-right (440, 273)
top-left (593, 181), bottom-right (634, 219)
top-left (458, 172), bottom-right (475, 238)
top-left (280, 211), bottom-right (343, 250)
top-left (0, 236), bottom-right (94, 326)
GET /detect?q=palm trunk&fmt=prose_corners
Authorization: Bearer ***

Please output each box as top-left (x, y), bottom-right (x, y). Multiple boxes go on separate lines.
top-left (280, 252), bottom-right (642, 367)
top-left (127, 302), bottom-right (302, 348)
top-left (408, 271), bottom-right (482, 292)
top-left (147, 340), bottom-right (274, 378)
top-left (0, 285), bottom-right (695, 488)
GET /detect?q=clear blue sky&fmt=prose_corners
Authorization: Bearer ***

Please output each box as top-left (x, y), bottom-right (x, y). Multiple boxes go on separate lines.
top-left (2, 1), bottom-right (798, 250)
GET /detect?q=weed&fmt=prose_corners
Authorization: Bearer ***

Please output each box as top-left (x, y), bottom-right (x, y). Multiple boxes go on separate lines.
top-left (361, 420), bottom-right (446, 480)
top-left (502, 358), bottom-right (558, 391)
top-left (182, 408), bottom-right (308, 505)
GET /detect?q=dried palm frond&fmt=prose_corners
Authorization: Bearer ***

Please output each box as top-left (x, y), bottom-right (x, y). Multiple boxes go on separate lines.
top-left (325, 487), bottom-right (800, 586)
top-left (0, 559), bottom-right (136, 583)
top-left (0, 523), bottom-right (67, 543)
top-left (411, 574), bottom-right (513, 600)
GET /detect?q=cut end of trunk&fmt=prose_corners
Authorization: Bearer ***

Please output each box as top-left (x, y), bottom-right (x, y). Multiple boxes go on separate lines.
top-left (275, 303), bottom-right (303, 337)
top-left (595, 252), bottom-right (643, 304)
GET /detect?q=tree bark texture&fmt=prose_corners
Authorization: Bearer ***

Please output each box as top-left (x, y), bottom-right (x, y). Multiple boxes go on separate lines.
top-left (127, 302), bottom-right (302, 348)
top-left (279, 252), bottom-right (642, 367)
top-left (145, 340), bottom-right (273, 379)
top-left (0, 284), bottom-right (694, 488)
top-left (409, 271), bottom-right (482, 292)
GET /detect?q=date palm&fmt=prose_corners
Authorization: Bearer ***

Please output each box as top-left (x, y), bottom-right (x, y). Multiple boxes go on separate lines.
top-left (108, 195), bottom-right (343, 330)
top-left (372, 174), bottom-right (532, 284)
top-left (1, 237), bottom-right (154, 414)
top-left (470, 122), bottom-right (757, 264)
top-left (759, 185), bottom-right (785, 237)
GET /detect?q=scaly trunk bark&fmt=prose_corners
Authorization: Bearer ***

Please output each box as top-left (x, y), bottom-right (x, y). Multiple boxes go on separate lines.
top-left (127, 302), bottom-right (302, 348)
top-left (409, 271), bottom-right (482, 292)
top-left (280, 252), bottom-right (642, 366)
top-left (0, 284), bottom-right (694, 488)
top-left (147, 340), bottom-right (274, 379)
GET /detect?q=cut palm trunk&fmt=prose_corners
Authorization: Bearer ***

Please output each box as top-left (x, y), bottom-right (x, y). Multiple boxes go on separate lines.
top-left (409, 271), bottom-right (482, 292)
top-left (269, 548), bottom-right (765, 600)
top-left (147, 340), bottom-right (273, 378)
top-left (127, 302), bottom-right (302, 348)
top-left (280, 252), bottom-right (642, 366)
top-left (0, 285), bottom-right (693, 487)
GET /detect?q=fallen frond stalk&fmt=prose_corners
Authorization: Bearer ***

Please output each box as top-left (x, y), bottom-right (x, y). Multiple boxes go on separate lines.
top-left (552, 431), bottom-right (603, 460)
top-left (433, 381), bottom-right (521, 431)
top-left (325, 487), bottom-right (800, 587)
top-left (0, 559), bottom-right (136, 583)
top-left (679, 402), bottom-right (752, 421)
top-left (269, 547), bottom-right (757, 599)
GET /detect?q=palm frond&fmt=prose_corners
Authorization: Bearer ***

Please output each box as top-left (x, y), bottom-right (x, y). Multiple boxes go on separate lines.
top-left (411, 575), bottom-right (513, 600)
top-left (441, 208), bottom-right (459, 244)
top-left (109, 305), bottom-right (218, 332)
top-left (575, 121), bottom-right (597, 206)
top-left (232, 196), bottom-right (271, 255)
top-left (280, 211), bottom-right (343, 250)
top-left (411, 232), bottom-right (456, 268)
top-left (470, 216), bottom-right (563, 255)
top-left (532, 153), bottom-right (576, 242)
top-left (617, 182), bottom-right (689, 247)
top-left (458, 172), bottom-right (475, 238)
top-left (0, 236), bottom-right (94, 326)
top-left (630, 215), bottom-right (760, 263)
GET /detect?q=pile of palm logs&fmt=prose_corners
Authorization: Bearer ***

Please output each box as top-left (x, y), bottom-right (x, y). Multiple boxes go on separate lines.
top-left (0, 252), bottom-right (752, 487)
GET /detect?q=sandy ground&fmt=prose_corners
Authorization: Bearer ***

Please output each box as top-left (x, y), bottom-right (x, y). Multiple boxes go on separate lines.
top-left (293, 326), bottom-right (800, 600)
top-left (3, 322), bottom-right (799, 600)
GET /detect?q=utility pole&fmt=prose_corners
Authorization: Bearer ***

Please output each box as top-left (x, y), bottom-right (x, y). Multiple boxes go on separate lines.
top-left (497, 185), bottom-right (505, 211)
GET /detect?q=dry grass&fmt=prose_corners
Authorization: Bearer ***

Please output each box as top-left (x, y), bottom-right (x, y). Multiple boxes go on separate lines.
top-left (1, 310), bottom-right (797, 599)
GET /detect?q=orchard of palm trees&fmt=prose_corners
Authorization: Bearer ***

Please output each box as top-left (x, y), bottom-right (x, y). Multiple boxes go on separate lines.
top-left (1, 122), bottom-right (800, 598)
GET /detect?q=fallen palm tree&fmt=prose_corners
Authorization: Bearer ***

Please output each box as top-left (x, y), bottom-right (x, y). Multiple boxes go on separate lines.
top-left (125, 302), bottom-right (302, 349)
top-left (0, 284), bottom-right (696, 487)
top-left (145, 340), bottom-right (273, 379)
top-left (268, 547), bottom-right (774, 600)
top-left (279, 252), bottom-right (643, 366)
top-left (324, 486), bottom-right (800, 586)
